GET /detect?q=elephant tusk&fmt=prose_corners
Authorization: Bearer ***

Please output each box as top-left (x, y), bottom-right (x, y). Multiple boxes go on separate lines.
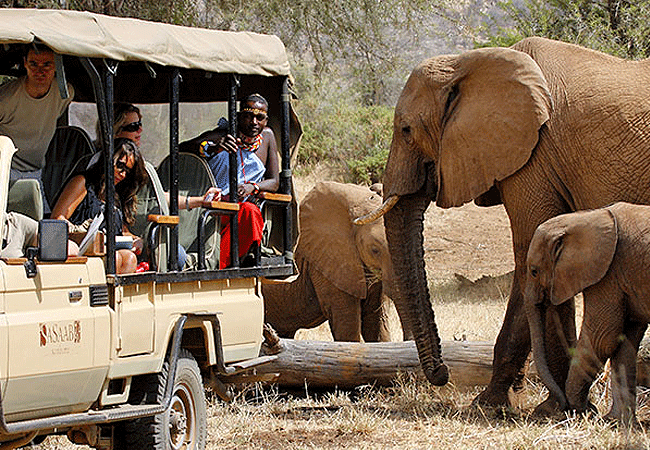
top-left (353, 195), bottom-right (399, 225)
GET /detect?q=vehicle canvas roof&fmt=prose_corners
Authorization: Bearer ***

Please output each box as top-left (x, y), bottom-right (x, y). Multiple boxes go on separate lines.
top-left (0, 9), bottom-right (291, 77)
top-left (0, 9), bottom-right (301, 253)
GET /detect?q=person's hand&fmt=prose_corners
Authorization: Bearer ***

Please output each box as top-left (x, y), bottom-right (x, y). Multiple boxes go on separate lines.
top-left (237, 183), bottom-right (257, 198)
top-left (203, 187), bottom-right (222, 202)
top-left (131, 236), bottom-right (144, 256)
top-left (220, 134), bottom-right (238, 154)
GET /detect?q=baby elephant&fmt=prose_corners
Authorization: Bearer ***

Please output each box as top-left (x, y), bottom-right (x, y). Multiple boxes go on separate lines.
top-left (524, 202), bottom-right (650, 424)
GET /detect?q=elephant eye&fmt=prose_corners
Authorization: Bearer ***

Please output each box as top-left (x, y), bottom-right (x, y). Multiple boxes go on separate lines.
top-left (530, 267), bottom-right (539, 278)
top-left (401, 125), bottom-right (411, 137)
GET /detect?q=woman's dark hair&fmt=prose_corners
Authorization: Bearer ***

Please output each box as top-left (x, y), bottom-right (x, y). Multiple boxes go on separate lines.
top-left (94, 102), bottom-right (142, 146)
top-left (85, 138), bottom-right (148, 226)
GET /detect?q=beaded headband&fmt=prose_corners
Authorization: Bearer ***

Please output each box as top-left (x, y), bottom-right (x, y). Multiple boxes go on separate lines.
top-left (241, 107), bottom-right (267, 116)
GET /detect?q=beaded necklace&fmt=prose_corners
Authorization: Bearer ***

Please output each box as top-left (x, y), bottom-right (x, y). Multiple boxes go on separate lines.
top-left (238, 133), bottom-right (263, 181)
top-left (237, 133), bottom-right (263, 153)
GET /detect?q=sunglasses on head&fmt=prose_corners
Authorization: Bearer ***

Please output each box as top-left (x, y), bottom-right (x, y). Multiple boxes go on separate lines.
top-left (115, 160), bottom-right (132, 174)
top-left (120, 120), bottom-right (142, 132)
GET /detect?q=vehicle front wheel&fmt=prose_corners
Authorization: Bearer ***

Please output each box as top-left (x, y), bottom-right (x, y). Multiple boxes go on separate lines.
top-left (116, 349), bottom-right (207, 449)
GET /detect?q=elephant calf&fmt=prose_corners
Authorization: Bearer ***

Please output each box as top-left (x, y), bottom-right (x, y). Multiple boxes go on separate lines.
top-left (262, 181), bottom-right (408, 342)
top-left (524, 202), bottom-right (650, 423)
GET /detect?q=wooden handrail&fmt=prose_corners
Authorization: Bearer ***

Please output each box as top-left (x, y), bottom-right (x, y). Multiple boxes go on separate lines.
top-left (147, 214), bottom-right (180, 224)
top-left (200, 200), bottom-right (240, 211)
top-left (257, 192), bottom-right (292, 203)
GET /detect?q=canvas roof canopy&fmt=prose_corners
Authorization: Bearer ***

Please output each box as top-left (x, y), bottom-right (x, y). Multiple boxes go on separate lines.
top-left (0, 9), bottom-right (293, 104)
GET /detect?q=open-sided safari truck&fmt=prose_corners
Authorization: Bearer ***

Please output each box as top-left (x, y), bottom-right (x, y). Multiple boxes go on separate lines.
top-left (0, 9), bottom-right (300, 450)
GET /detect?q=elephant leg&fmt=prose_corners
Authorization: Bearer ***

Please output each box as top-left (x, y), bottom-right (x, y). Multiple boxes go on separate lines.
top-left (474, 270), bottom-right (532, 406)
top-left (476, 263), bottom-right (577, 409)
top-left (310, 269), bottom-right (363, 342)
top-left (361, 282), bottom-right (391, 342)
top-left (476, 185), bottom-right (576, 407)
top-left (606, 321), bottom-right (646, 424)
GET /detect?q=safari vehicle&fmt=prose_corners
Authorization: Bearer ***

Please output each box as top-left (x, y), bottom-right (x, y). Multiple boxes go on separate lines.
top-left (0, 9), bottom-right (299, 450)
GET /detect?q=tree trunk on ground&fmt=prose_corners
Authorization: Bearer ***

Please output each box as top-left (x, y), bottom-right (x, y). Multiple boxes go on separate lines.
top-left (222, 328), bottom-right (650, 390)
top-left (250, 338), bottom-right (495, 389)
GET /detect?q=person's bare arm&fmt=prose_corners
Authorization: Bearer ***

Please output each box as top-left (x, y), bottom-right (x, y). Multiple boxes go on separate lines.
top-left (259, 128), bottom-right (279, 193)
top-left (50, 175), bottom-right (88, 221)
top-left (163, 188), bottom-right (222, 210)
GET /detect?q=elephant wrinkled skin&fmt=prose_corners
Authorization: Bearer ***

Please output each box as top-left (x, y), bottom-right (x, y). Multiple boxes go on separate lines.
top-left (525, 202), bottom-right (650, 424)
top-left (382, 36), bottom-right (650, 403)
top-left (262, 181), bottom-right (407, 342)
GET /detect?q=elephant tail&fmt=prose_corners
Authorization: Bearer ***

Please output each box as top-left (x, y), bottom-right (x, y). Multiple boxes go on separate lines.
top-left (526, 300), bottom-right (567, 410)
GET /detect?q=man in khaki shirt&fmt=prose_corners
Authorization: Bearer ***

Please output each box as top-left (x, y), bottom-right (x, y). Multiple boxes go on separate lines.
top-left (0, 44), bottom-right (75, 212)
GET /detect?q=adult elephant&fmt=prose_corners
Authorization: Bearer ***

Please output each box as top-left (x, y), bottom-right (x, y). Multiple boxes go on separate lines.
top-left (263, 181), bottom-right (408, 342)
top-left (363, 36), bottom-right (650, 407)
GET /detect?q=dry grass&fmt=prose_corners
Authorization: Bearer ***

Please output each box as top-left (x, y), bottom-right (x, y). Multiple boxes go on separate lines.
top-left (34, 276), bottom-right (650, 449)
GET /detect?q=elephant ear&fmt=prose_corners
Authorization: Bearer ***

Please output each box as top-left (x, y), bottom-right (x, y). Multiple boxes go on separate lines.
top-left (437, 47), bottom-right (553, 208)
top-left (549, 209), bottom-right (618, 305)
top-left (298, 182), bottom-right (376, 298)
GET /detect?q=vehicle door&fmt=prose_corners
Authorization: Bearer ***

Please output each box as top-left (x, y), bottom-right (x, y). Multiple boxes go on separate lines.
top-left (0, 257), bottom-right (110, 420)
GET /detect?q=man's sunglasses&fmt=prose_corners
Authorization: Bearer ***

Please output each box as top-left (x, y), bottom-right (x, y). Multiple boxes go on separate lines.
top-left (120, 120), bottom-right (142, 132)
top-left (115, 160), bottom-right (132, 174)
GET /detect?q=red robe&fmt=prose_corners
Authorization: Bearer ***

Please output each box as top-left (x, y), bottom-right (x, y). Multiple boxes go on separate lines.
top-left (219, 202), bottom-right (263, 269)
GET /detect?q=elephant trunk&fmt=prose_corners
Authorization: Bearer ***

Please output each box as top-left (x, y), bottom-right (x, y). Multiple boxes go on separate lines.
top-left (524, 293), bottom-right (567, 410)
top-left (384, 193), bottom-right (448, 386)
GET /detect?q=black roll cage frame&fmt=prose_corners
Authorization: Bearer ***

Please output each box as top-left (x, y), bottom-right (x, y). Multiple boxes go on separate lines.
top-left (74, 55), bottom-right (295, 283)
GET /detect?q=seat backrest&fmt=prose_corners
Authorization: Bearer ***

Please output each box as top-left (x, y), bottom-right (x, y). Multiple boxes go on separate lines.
top-left (132, 161), bottom-right (169, 236)
top-left (42, 126), bottom-right (96, 208)
top-left (157, 153), bottom-right (220, 270)
top-left (133, 161), bottom-right (169, 271)
top-left (7, 179), bottom-right (43, 221)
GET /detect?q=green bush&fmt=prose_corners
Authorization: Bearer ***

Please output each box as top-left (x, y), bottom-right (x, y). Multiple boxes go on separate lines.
top-left (295, 95), bottom-right (393, 185)
top-left (481, 0), bottom-right (650, 59)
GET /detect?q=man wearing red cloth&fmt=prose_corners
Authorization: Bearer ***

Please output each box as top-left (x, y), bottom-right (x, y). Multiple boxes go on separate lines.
top-left (184, 94), bottom-right (279, 268)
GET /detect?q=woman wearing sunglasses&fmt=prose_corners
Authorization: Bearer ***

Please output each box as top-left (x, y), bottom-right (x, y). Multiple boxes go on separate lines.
top-left (109, 103), bottom-right (221, 270)
top-left (114, 102), bottom-right (143, 147)
top-left (51, 138), bottom-right (148, 273)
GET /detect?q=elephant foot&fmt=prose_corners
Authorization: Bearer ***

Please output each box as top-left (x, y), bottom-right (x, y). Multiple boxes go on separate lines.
top-left (472, 385), bottom-right (511, 408)
top-left (604, 408), bottom-right (639, 428)
top-left (474, 363), bottom-right (530, 407)
top-left (532, 396), bottom-right (565, 417)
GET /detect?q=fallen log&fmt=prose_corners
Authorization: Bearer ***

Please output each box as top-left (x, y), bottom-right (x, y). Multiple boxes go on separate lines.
top-left (228, 330), bottom-right (650, 390)
top-left (251, 337), bottom-right (497, 389)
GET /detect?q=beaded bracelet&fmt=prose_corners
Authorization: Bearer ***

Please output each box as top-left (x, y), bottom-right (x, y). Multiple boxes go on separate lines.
top-left (246, 181), bottom-right (260, 195)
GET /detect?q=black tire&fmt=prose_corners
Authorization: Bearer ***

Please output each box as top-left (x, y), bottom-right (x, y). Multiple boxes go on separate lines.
top-left (115, 349), bottom-right (207, 449)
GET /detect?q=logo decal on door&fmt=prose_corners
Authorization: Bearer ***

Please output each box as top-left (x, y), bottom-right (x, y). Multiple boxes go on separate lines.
top-left (40, 321), bottom-right (82, 347)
